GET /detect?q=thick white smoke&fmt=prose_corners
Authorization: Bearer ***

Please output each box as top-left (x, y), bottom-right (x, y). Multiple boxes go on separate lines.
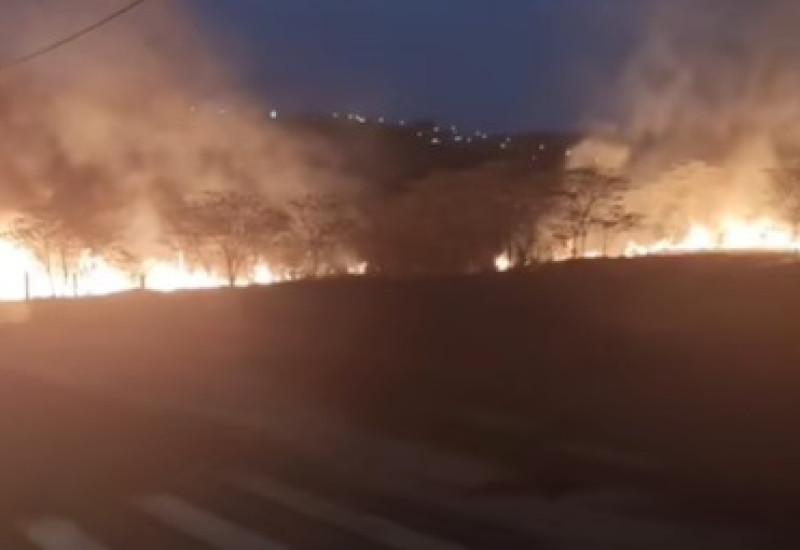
top-left (577, 0), bottom-right (800, 237)
top-left (0, 0), bottom-right (350, 257)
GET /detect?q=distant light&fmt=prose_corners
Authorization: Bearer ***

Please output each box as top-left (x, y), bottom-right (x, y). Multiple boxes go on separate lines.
top-left (355, 115), bottom-right (366, 124)
top-left (399, 120), bottom-right (406, 126)
top-left (332, 112), bottom-right (340, 118)
top-left (531, 155), bottom-right (538, 162)
top-left (565, 149), bottom-right (572, 156)
top-left (539, 143), bottom-right (545, 150)
top-left (347, 113), bottom-right (355, 120)
top-left (430, 137), bottom-right (441, 145)
top-left (378, 117), bottom-right (385, 124)
top-left (454, 135), bottom-right (463, 142)
top-left (466, 137), bottom-right (472, 143)
top-left (433, 126), bottom-right (440, 133)
top-left (269, 109), bottom-right (278, 120)
top-left (450, 125), bottom-right (457, 133)
top-left (416, 131), bottom-right (423, 137)
top-left (500, 143), bottom-right (507, 149)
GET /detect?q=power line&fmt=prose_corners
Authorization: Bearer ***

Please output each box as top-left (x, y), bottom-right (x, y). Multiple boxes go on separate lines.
top-left (0, 0), bottom-right (150, 73)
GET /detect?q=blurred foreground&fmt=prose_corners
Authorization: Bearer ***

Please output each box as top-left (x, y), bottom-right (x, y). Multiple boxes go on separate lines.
top-left (0, 254), bottom-right (797, 548)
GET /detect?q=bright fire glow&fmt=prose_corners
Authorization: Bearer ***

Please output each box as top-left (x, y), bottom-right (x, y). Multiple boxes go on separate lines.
top-left (624, 217), bottom-right (800, 257)
top-left (496, 216), bottom-right (800, 270)
top-left (494, 252), bottom-right (512, 272)
top-left (0, 238), bottom-right (307, 301)
top-left (1, 217), bottom-right (796, 298)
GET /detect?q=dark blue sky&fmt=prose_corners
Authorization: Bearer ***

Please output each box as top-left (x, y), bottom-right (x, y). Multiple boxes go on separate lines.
top-left (189, 0), bottom-right (654, 131)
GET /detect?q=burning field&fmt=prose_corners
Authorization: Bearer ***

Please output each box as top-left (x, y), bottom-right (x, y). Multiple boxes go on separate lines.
top-left (507, 1), bottom-right (800, 265)
top-left (3, 2), bottom-right (800, 301)
top-left (0, 1), bottom-right (369, 301)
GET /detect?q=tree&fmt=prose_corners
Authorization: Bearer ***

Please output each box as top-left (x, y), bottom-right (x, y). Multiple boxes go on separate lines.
top-left (770, 160), bottom-right (800, 239)
top-left (594, 203), bottom-right (646, 256)
top-left (358, 164), bottom-right (542, 275)
top-left (501, 177), bottom-right (555, 267)
top-left (5, 210), bottom-right (87, 295)
top-left (165, 190), bottom-right (288, 286)
top-left (281, 192), bottom-right (357, 277)
top-left (547, 168), bottom-right (631, 258)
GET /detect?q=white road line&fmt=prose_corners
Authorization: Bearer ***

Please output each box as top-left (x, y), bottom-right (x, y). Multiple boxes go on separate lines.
top-left (137, 494), bottom-right (291, 550)
top-left (230, 472), bottom-right (467, 550)
top-left (24, 518), bottom-right (110, 550)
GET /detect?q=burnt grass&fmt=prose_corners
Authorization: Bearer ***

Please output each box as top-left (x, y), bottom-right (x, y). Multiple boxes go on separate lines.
top-left (5, 253), bottom-right (800, 525)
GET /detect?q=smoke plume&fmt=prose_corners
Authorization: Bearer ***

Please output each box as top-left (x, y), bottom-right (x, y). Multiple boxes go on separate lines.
top-left (579, 0), bottom-right (800, 232)
top-left (0, 0), bottom-right (346, 256)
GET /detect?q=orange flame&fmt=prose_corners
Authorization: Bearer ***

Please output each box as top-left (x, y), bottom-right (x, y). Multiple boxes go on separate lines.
top-left (0, 239), bottom-right (293, 301)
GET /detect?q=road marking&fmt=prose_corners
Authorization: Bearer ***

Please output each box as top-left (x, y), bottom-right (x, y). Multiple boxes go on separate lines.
top-left (230, 472), bottom-right (467, 550)
top-left (24, 518), bottom-right (109, 550)
top-left (137, 494), bottom-right (291, 550)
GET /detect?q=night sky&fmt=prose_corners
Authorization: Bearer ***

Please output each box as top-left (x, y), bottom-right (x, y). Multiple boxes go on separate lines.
top-left (189, 0), bottom-right (655, 132)
top-left (0, 0), bottom-right (668, 132)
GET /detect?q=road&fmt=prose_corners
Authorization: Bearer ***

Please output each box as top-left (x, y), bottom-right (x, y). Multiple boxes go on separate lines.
top-left (0, 363), bottom-right (542, 550)
top-left (0, 361), bottom-right (779, 550)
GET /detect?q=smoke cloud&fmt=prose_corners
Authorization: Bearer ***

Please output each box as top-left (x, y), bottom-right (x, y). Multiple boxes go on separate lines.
top-left (580, 0), bottom-right (800, 232)
top-left (0, 0), bottom-right (348, 256)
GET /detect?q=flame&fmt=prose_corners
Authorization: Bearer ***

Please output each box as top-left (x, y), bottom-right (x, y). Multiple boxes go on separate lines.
top-left (495, 216), bottom-right (800, 271)
top-left (494, 252), bottom-right (512, 272)
top-left (624, 217), bottom-right (800, 257)
top-left (0, 237), bottom-right (344, 301)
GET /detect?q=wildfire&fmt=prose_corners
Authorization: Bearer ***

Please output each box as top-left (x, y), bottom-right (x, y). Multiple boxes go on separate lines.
top-left (494, 216), bottom-right (800, 270)
top-left (0, 238), bottom-right (292, 302)
top-left (624, 217), bottom-right (800, 257)
top-left (2, 217), bottom-right (797, 300)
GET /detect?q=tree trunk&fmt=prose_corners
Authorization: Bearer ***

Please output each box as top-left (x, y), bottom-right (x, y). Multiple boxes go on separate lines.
top-left (579, 230), bottom-right (588, 258)
top-left (310, 247), bottom-right (320, 277)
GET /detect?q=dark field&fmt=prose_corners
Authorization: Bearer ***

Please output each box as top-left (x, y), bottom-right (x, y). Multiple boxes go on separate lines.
top-left (4, 254), bottom-right (800, 526)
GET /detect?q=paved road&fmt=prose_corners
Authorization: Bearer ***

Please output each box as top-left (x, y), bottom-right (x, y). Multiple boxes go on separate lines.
top-left (0, 366), bottom-right (781, 550)
top-left (0, 366), bottom-right (545, 550)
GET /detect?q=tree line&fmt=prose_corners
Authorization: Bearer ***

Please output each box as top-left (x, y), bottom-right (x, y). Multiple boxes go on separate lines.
top-left (3, 160), bottom-right (650, 288)
top-left (17, 154), bottom-right (800, 288)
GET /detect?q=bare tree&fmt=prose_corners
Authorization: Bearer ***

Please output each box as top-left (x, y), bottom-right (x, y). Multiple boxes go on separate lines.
top-left (548, 168), bottom-right (631, 258)
top-left (358, 164), bottom-right (540, 275)
top-left (283, 192), bottom-right (356, 277)
top-left (771, 160), bottom-right (800, 239)
top-left (5, 210), bottom-right (86, 295)
top-left (594, 203), bottom-right (646, 256)
top-left (502, 179), bottom-right (554, 268)
top-left (166, 190), bottom-right (288, 286)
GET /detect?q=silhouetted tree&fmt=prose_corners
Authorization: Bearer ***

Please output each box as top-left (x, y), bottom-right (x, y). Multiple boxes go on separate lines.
top-left (4, 210), bottom-right (88, 295)
top-left (359, 164), bottom-right (539, 275)
top-left (282, 192), bottom-right (357, 277)
top-left (547, 168), bottom-right (631, 258)
top-left (771, 160), bottom-right (800, 239)
top-left (166, 190), bottom-right (288, 286)
top-left (595, 204), bottom-right (646, 256)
